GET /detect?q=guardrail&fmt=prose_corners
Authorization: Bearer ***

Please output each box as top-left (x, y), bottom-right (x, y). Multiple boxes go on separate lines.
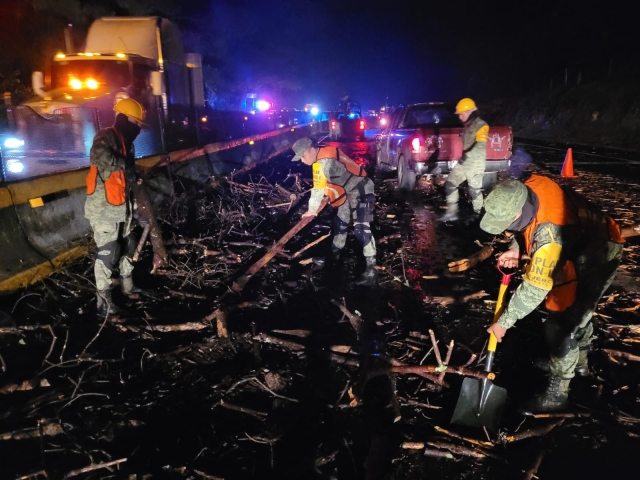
top-left (0, 121), bottom-right (325, 292)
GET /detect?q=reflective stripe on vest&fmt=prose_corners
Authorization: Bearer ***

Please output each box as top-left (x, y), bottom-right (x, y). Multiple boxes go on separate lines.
top-left (85, 127), bottom-right (128, 206)
top-left (522, 176), bottom-right (576, 311)
top-left (316, 147), bottom-right (367, 207)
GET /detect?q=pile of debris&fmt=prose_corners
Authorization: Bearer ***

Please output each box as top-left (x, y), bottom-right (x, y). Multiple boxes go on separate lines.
top-left (1, 147), bottom-right (640, 479)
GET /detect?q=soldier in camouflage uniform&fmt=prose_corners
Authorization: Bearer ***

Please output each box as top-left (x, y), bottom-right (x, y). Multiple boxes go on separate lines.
top-left (291, 137), bottom-right (378, 286)
top-left (85, 99), bottom-right (147, 317)
top-left (480, 175), bottom-right (624, 414)
top-left (439, 98), bottom-right (489, 223)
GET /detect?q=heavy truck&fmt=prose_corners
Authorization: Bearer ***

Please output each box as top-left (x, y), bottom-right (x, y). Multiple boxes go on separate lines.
top-left (2, 17), bottom-right (217, 181)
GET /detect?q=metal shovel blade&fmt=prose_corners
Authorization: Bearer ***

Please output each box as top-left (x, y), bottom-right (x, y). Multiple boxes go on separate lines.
top-left (451, 377), bottom-right (507, 434)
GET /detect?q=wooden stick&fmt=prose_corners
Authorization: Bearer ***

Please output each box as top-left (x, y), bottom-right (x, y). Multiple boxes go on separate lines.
top-left (387, 365), bottom-right (494, 380)
top-left (424, 448), bottom-right (457, 460)
top-left (502, 420), bottom-right (564, 443)
top-left (438, 340), bottom-right (454, 384)
top-left (330, 298), bottom-right (363, 335)
top-left (532, 412), bottom-right (590, 419)
top-left (401, 442), bottom-right (425, 450)
top-left (328, 352), bottom-right (360, 368)
top-left (253, 333), bottom-right (305, 351)
top-left (232, 196), bottom-right (330, 292)
top-left (219, 399), bottom-right (267, 420)
top-left (291, 233), bottom-right (331, 259)
top-left (389, 374), bottom-right (402, 423)
top-left (433, 425), bottom-right (493, 449)
top-left (426, 441), bottom-right (495, 460)
top-left (129, 180), bottom-right (168, 272)
top-left (202, 308), bottom-right (229, 338)
top-left (144, 322), bottom-right (210, 332)
top-left (448, 245), bottom-right (494, 273)
top-left (428, 329), bottom-right (444, 367)
top-left (603, 348), bottom-right (640, 362)
top-left (63, 458), bottom-right (126, 478)
top-left (388, 358), bottom-right (444, 386)
top-left (0, 421), bottom-right (63, 441)
top-left (132, 223), bottom-right (151, 262)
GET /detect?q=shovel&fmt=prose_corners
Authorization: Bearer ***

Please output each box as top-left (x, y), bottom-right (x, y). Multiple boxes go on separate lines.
top-left (451, 262), bottom-right (514, 434)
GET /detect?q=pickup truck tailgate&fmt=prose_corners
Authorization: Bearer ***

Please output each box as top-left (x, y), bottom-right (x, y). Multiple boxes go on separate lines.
top-left (417, 126), bottom-right (513, 161)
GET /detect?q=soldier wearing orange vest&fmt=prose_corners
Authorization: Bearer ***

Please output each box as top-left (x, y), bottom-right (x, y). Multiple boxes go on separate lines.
top-left (291, 137), bottom-right (378, 286)
top-left (480, 175), bottom-right (624, 414)
top-left (85, 98), bottom-right (147, 317)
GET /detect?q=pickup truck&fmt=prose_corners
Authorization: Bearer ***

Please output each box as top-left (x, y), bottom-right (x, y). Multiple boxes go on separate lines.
top-left (375, 102), bottom-right (513, 190)
top-left (328, 101), bottom-right (366, 141)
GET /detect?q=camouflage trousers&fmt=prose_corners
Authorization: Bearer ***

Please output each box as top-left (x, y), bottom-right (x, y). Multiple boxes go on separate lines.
top-left (549, 241), bottom-right (623, 378)
top-left (89, 220), bottom-right (137, 291)
top-left (332, 191), bottom-right (376, 258)
top-left (444, 158), bottom-right (486, 213)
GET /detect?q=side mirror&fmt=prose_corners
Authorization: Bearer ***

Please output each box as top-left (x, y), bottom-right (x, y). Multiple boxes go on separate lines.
top-left (150, 71), bottom-right (164, 96)
top-left (32, 71), bottom-right (46, 98)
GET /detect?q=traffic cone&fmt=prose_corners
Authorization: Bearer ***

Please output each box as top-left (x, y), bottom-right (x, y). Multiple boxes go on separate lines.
top-left (560, 148), bottom-right (576, 178)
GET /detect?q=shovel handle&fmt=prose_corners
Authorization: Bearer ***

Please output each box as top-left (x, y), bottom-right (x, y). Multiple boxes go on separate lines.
top-left (486, 262), bottom-right (515, 369)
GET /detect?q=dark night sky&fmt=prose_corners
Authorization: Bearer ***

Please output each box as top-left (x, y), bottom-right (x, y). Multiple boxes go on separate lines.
top-left (0, 0), bottom-right (634, 111)
top-left (192, 0), bottom-right (635, 111)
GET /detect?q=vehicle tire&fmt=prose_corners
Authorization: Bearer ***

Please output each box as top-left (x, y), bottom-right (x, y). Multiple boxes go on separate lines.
top-left (397, 155), bottom-right (416, 191)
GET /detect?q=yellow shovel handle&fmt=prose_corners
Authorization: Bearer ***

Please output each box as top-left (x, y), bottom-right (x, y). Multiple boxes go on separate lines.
top-left (488, 282), bottom-right (509, 353)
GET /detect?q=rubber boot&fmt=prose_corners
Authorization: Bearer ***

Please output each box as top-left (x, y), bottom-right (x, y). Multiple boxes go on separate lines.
top-left (96, 289), bottom-right (122, 318)
top-left (517, 374), bottom-right (571, 416)
top-left (533, 348), bottom-right (589, 377)
top-left (355, 256), bottom-right (379, 286)
top-left (438, 203), bottom-right (459, 222)
top-left (121, 275), bottom-right (143, 296)
top-left (313, 246), bottom-right (342, 269)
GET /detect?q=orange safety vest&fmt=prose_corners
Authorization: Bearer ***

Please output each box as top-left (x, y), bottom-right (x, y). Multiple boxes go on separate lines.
top-left (317, 147), bottom-right (368, 207)
top-left (523, 175), bottom-right (624, 312)
top-left (86, 127), bottom-right (127, 206)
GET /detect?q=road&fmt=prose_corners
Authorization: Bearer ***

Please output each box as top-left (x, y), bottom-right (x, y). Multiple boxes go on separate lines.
top-left (1, 134), bottom-right (640, 479)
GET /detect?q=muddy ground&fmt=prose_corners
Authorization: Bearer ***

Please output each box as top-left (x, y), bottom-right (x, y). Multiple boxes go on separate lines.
top-left (1, 139), bottom-right (640, 479)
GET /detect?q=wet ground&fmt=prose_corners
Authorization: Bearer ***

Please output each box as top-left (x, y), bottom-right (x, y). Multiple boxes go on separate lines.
top-left (1, 137), bottom-right (640, 479)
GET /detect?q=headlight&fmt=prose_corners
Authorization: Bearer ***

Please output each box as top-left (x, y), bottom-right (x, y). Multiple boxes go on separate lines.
top-left (7, 159), bottom-right (25, 173)
top-left (4, 138), bottom-right (25, 149)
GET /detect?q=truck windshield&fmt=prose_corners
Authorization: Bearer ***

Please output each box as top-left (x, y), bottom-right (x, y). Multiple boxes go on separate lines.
top-left (399, 106), bottom-right (461, 129)
top-left (52, 59), bottom-right (131, 90)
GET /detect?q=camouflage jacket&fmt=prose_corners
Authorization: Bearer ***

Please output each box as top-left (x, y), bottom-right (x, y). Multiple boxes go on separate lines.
top-left (308, 153), bottom-right (372, 212)
top-left (497, 223), bottom-right (580, 329)
top-left (84, 127), bottom-right (135, 223)
top-left (460, 116), bottom-right (489, 165)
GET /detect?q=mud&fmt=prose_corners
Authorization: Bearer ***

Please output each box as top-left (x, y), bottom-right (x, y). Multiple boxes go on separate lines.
top-left (1, 138), bottom-right (640, 479)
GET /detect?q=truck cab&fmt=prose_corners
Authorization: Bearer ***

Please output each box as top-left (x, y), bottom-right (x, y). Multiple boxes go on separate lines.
top-left (1, 17), bottom-right (204, 181)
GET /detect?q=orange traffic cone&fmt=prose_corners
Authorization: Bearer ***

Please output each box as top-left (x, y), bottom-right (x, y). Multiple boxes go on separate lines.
top-left (560, 148), bottom-right (576, 178)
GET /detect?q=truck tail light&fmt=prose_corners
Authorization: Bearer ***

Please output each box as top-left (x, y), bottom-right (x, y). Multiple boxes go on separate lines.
top-left (331, 120), bottom-right (337, 129)
top-left (411, 137), bottom-right (421, 151)
top-left (359, 120), bottom-right (365, 130)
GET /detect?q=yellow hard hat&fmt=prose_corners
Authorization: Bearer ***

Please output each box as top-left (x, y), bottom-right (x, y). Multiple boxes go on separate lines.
top-left (455, 98), bottom-right (477, 114)
top-left (114, 98), bottom-right (147, 125)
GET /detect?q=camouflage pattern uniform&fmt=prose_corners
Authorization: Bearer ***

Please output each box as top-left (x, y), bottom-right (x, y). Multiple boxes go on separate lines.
top-left (308, 155), bottom-right (376, 258)
top-left (84, 128), bottom-right (137, 291)
top-left (444, 115), bottom-right (489, 214)
top-left (497, 227), bottom-right (623, 378)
